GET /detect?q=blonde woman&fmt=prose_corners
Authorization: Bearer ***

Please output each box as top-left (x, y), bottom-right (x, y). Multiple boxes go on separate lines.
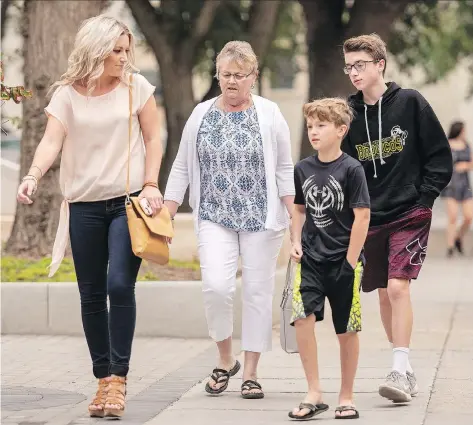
top-left (164, 41), bottom-right (295, 399)
top-left (16, 15), bottom-right (162, 418)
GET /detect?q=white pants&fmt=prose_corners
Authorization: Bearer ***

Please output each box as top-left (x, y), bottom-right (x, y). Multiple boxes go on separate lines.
top-left (198, 220), bottom-right (285, 353)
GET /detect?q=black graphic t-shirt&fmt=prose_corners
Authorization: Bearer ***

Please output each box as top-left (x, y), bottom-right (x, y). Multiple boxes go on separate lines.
top-left (294, 153), bottom-right (370, 263)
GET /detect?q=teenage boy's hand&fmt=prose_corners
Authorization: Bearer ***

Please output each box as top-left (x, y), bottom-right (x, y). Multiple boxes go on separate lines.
top-left (290, 242), bottom-right (303, 263)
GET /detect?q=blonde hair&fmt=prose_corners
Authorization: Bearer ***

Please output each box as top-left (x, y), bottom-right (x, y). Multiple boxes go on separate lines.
top-left (343, 33), bottom-right (387, 75)
top-left (215, 41), bottom-right (258, 78)
top-left (50, 15), bottom-right (138, 96)
top-left (303, 97), bottom-right (354, 130)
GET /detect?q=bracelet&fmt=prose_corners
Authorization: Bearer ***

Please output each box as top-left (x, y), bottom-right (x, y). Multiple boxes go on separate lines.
top-left (143, 181), bottom-right (159, 189)
top-left (22, 175), bottom-right (38, 186)
top-left (30, 165), bottom-right (43, 178)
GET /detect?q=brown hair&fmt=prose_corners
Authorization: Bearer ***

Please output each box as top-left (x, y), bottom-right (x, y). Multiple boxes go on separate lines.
top-left (343, 33), bottom-right (387, 75)
top-left (303, 97), bottom-right (354, 131)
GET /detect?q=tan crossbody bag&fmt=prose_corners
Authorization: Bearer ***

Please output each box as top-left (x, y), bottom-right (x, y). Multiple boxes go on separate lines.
top-left (125, 74), bottom-right (174, 264)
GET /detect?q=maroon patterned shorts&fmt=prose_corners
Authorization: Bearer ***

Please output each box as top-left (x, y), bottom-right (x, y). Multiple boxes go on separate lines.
top-left (361, 205), bottom-right (432, 292)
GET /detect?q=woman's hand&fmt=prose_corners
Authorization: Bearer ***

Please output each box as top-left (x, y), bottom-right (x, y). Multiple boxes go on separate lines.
top-left (455, 161), bottom-right (471, 172)
top-left (290, 242), bottom-right (303, 263)
top-left (17, 178), bottom-right (37, 205)
top-left (138, 186), bottom-right (164, 216)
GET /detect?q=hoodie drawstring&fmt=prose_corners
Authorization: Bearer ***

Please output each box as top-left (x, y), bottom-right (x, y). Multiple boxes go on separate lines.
top-left (378, 98), bottom-right (385, 165)
top-left (364, 96), bottom-right (384, 178)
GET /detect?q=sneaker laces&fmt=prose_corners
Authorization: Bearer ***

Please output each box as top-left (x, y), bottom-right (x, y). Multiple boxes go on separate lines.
top-left (386, 370), bottom-right (404, 384)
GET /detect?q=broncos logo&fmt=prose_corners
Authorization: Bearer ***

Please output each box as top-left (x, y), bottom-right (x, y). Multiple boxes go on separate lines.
top-left (391, 125), bottom-right (408, 146)
top-left (302, 175), bottom-right (344, 228)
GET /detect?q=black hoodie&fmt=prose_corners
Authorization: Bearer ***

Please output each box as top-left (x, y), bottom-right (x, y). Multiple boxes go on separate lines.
top-left (342, 82), bottom-right (453, 226)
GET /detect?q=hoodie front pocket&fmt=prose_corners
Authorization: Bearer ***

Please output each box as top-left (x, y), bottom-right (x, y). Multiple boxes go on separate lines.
top-left (371, 184), bottom-right (419, 213)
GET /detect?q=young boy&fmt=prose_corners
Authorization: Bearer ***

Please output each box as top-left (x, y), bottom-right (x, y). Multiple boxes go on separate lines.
top-left (288, 98), bottom-right (370, 420)
top-left (342, 33), bottom-right (453, 403)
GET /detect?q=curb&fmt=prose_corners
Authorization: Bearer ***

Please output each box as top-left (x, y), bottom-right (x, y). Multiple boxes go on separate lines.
top-left (1, 268), bottom-right (288, 338)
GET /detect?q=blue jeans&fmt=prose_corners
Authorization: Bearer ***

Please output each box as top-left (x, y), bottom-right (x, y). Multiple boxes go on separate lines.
top-left (69, 192), bottom-right (141, 378)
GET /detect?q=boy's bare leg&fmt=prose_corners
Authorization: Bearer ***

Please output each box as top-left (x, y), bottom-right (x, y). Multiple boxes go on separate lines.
top-left (378, 288), bottom-right (393, 343)
top-left (336, 332), bottom-right (359, 418)
top-left (380, 285), bottom-right (414, 372)
top-left (388, 278), bottom-right (413, 349)
top-left (291, 314), bottom-right (324, 417)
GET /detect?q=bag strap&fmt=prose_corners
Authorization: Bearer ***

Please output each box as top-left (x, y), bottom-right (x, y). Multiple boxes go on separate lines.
top-left (126, 73), bottom-right (133, 201)
top-left (280, 259), bottom-right (295, 308)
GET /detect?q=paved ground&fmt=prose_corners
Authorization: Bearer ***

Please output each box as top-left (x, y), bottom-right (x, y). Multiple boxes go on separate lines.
top-left (1, 257), bottom-right (472, 425)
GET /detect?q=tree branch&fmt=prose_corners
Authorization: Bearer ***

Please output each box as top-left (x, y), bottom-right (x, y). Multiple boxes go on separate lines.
top-left (299, 0), bottom-right (346, 50)
top-left (179, 0), bottom-right (223, 64)
top-left (347, 0), bottom-right (412, 39)
top-left (125, 0), bottom-right (168, 61)
top-left (191, 0), bottom-right (223, 46)
top-left (247, 0), bottom-right (282, 60)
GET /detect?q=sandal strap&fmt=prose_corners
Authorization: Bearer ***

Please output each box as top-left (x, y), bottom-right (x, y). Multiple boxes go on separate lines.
top-left (335, 405), bottom-right (357, 412)
top-left (90, 378), bottom-right (108, 406)
top-left (105, 376), bottom-right (126, 408)
top-left (299, 402), bottom-right (316, 412)
top-left (210, 369), bottom-right (230, 384)
top-left (241, 380), bottom-right (262, 391)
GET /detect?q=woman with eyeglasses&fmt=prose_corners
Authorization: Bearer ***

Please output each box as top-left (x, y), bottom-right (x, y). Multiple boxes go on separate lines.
top-left (164, 40), bottom-right (294, 399)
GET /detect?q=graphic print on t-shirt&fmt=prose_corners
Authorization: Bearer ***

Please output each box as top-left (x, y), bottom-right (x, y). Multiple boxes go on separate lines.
top-left (302, 174), bottom-right (344, 228)
top-left (294, 153), bottom-right (370, 261)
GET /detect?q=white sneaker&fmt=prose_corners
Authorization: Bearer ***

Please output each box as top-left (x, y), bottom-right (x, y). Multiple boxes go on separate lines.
top-left (406, 371), bottom-right (419, 397)
top-left (379, 371), bottom-right (412, 403)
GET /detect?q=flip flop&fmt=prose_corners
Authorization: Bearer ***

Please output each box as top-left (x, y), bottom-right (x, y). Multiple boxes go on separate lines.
top-left (241, 380), bottom-right (264, 399)
top-left (204, 360), bottom-right (241, 395)
top-left (288, 402), bottom-right (329, 421)
top-left (335, 405), bottom-right (359, 419)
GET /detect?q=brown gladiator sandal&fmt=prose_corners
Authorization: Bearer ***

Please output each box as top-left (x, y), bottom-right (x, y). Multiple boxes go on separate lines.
top-left (104, 375), bottom-right (127, 418)
top-left (88, 378), bottom-right (108, 417)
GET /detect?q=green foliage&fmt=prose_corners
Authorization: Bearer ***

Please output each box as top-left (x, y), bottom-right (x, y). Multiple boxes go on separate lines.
top-left (265, 2), bottom-right (305, 87)
top-left (1, 256), bottom-right (77, 282)
top-left (390, 1), bottom-right (473, 95)
top-left (192, 1), bottom-right (252, 75)
top-left (1, 256), bottom-right (201, 282)
top-left (135, 1), bottom-right (303, 82)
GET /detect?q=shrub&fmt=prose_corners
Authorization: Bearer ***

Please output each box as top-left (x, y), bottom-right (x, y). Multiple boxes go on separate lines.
top-left (1, 256), bottom-right (201, 282)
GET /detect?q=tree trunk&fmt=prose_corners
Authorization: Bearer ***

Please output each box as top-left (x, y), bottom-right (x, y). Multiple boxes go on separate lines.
top-left (1, 0), bottom-right (11, 40)
top-left (5, 0), bottom-right (106, 257)
top-left (298, 0), bottom-right (412, 159)
top-left (201, 60), bottom-right (220, 102)
top-left (159, 59), bottom-right (196, 193)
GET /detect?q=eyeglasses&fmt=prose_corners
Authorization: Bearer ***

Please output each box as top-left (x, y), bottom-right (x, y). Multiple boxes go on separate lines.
top-left (219, 71), bottom-right (253, 81)
top-left (343, 60), bottom-right (379, 75)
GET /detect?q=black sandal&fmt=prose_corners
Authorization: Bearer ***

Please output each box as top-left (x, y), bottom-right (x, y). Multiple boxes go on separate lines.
top-left (241, 380), bottom-right (264, 399)
top-left (335, 405), bottom-right (359, 419)
top-left (288, 402), bottom-right (329, 420)
top-left (205, 360), bottom-right (241, 395)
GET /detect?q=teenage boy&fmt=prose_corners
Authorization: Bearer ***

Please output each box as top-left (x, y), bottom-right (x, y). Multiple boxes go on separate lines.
top-left (342, 33), bottom-right (453, 403)
top-left (288, 98), bottom-right (370, 421)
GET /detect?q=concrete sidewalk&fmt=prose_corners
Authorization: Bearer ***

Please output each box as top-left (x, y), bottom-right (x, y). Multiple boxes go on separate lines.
top-left (2, 257), bottom-right (472, 425)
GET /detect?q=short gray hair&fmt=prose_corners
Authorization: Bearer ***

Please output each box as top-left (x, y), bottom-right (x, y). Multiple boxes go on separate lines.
top-left (215, 41), bottom-right (258, 78)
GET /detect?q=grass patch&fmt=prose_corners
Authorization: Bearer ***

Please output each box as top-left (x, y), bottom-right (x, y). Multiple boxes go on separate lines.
top-left (1, 256), bottom-right (201, 282)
